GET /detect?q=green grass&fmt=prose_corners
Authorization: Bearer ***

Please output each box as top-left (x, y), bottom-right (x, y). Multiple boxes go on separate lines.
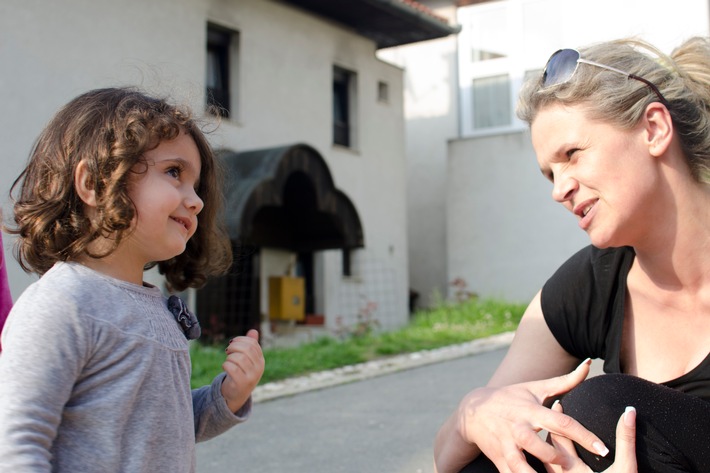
top-left (189, 297), bottom-right (527, 389)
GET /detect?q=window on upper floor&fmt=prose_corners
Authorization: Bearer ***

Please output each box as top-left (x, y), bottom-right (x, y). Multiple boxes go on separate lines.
top-left (457, 0), bottom-right (564, 136)
top-left (377, 80), bottom-right (389, 103)
top-left (206, 23), bottom-right (239, 118)
top-left (456, 0), bottom-right (710, 137)
top-left (458, 3), bottom-right (517, 135)
top-left (472, 74), bottom-right (511, 129)
top-left (333, 66), bottom-right (357, 148)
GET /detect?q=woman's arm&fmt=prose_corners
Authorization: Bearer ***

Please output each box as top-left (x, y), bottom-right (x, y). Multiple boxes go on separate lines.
top-left (434, 291), bottom-right (609, 473)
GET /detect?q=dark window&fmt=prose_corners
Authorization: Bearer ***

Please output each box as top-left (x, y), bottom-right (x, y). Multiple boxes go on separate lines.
top-left (342, 250), bottom-right (352, 277)
top-left (333, 66), bottom-right (354, 147)
top-left (377, 81), bottom-right (389, 102)
top-left (206, 25), bottom-right (232, 117)
top-left (296, 252), bottom-right (315, 314)
top-left (196, 243), bottom-right (260, 340)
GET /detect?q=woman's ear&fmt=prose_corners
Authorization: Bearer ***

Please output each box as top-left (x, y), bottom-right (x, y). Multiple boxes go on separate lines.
top-left (74, 160), bottom-right (97, 207)
top-left (643, 102), bottom-right (674, 157)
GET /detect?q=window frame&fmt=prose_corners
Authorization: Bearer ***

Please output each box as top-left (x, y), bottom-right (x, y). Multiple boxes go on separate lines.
top-left (206, 23), bottom-right (237, 118)
top-left (333, 65), bottom-right (358, 148)
top-left (457, 2), bottom-right (528, 137)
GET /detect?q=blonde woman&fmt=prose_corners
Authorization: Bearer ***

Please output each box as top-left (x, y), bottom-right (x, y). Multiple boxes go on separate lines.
top-left (435, 37), bottom-right (710, 473)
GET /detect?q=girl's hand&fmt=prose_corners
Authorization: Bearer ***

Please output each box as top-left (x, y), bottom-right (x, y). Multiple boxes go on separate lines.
top-left (221, 329), bottom-right (265, 413)
top-left (456, 359), bottom-right (609, 473)
top-left (545, 403), bottom-right (637, 473)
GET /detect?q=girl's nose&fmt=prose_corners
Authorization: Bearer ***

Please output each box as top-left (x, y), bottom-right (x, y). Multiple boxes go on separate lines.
top-left (551, 173), bottom-right (578, 203)
top-left (186, 188), bottom-right (204, 215)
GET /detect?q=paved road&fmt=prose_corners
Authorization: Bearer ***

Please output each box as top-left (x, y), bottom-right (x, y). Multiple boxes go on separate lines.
top-left (196, 347), bottom-right (506, 473)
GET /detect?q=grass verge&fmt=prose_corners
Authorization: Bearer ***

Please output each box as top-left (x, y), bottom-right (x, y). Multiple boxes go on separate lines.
top-left (190, 297), bottom-right (527, 389)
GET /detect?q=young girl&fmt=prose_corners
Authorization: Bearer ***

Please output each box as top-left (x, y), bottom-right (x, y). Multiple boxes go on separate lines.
top-left (0, 87), bottom-right (265, 472)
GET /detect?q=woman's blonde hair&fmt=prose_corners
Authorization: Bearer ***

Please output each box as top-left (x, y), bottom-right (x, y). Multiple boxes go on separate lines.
top-left (8, 87), bottom-right (232, 291)
top-left (517, 36), bottom-right (710, 183)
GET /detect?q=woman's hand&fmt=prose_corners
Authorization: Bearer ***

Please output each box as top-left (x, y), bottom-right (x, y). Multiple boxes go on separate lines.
top-left (221, 329), bottom-right (265, 413)
top-left (454, 359), bottom-right (609, 473)
top-left (545, 403), bottom-right (637, 473)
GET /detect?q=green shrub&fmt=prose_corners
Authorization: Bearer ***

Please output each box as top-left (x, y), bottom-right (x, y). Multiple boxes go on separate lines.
top-left (190, 298), bottom-right (526, 389)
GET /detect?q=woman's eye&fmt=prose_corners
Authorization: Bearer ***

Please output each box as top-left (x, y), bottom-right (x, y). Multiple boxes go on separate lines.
top-left (566, 148), bottom-right (580, 158)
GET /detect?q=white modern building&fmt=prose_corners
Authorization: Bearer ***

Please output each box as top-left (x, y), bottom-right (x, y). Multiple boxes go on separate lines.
top-left (5, 0), bottom-right (707, 337)
top-left (380, 0), bottom-right (710, 306)
top-left (0, 0), bottom-right (459, 338)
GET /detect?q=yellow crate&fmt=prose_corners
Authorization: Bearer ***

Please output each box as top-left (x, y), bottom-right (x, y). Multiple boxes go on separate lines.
top-left (268, 276), bottom-right (305, 321)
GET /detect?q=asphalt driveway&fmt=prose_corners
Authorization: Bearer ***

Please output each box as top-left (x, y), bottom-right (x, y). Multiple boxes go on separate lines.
top-left (196, 347), bottom-right (506, 473)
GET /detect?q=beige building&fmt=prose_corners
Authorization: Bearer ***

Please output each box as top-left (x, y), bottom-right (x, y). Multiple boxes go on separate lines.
top-left (0, 0), bottom-right (458, 338)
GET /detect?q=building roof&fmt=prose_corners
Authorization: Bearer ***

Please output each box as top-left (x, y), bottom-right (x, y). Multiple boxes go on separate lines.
top-left (220, 144), bottom-right (364, 251)
top-left (280, 0), bottom-right (461, 49)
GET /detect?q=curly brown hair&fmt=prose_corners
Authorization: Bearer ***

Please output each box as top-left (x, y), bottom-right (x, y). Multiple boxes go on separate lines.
top-left (8, 87), bottom-right (232, 291)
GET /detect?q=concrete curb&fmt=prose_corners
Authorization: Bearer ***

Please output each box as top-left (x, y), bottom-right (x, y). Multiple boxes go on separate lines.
top-left (252, 331), bottom-right (514, 403)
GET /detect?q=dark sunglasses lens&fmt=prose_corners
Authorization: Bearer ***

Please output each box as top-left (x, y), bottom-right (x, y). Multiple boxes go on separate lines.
top-left (542, 49), bottom-right (580, 87)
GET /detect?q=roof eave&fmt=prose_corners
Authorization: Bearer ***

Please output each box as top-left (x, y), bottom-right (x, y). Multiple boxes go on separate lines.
top-left (280, 0), bottom-right (461, 49)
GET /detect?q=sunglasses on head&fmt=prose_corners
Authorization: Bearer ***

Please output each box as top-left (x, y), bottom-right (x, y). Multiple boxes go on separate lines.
top-left (541, 48), bottom-right (667, 105)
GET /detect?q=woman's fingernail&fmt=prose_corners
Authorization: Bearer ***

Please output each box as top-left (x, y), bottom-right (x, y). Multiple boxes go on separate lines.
top-left (577, 358), bottom-right (592, 370)
top-left (624, 406), bottom-right (636, 427)
top-left (593, 441), bottom-right (609, 457)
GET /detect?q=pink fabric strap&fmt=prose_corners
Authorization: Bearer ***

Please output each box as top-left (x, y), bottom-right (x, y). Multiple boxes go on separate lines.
top-left (0, 233), bottom-right (13, 347)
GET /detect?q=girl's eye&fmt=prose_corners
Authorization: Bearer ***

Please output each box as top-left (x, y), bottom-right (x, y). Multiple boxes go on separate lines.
top-left (166, 167), bottom-right (181, 179)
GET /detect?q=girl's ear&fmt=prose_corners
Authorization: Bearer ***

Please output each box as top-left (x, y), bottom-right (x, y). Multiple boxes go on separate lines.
top-left (643, 102), bottom-right (674, 157)
top-left (74, 160), bottom-right (97, 207)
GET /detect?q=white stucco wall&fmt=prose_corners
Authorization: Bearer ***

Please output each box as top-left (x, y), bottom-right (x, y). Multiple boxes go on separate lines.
top-left (377, 1), bottom-right (459, 308)
top-left (1, 0), bottom-right (410, 330)
top-left (383, 0), bottom-right (710, 306)
top-left (446, 0), bottom-right (710, 303)
top-left (1, 0), bottom-right (209, 298)
top-left (204, 0), bottom-right (410, 330)
top-left (447, 131), bottom-right (588, 303)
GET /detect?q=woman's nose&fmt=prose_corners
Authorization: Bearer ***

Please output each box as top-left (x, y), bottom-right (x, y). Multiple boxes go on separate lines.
top-left (551, 173), bottom-right (578, 203)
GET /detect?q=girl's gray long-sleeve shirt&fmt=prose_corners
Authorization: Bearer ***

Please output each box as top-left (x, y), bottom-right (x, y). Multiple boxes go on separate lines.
top-left (0, 262), bottom-right (250, 472)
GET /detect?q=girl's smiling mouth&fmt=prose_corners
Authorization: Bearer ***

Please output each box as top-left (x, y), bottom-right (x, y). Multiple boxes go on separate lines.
top-left (171, 216), bottom-right (191, 232)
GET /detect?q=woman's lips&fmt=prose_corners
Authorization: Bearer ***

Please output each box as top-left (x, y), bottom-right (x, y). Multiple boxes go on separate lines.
top-left (574, 199), bottom-right (598, 230)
